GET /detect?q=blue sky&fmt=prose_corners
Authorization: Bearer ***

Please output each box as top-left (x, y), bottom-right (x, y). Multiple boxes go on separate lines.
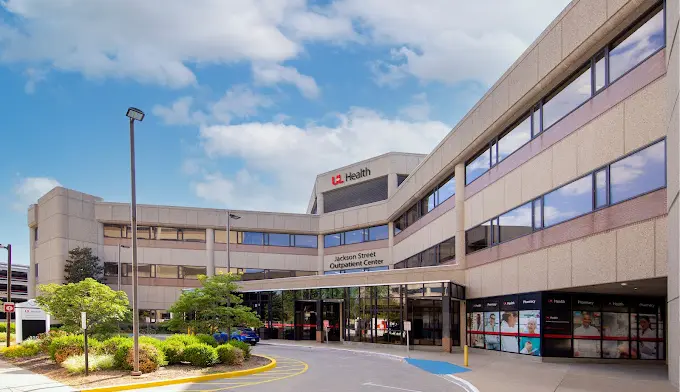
top-left (0, 0), bottom-right (570, 265)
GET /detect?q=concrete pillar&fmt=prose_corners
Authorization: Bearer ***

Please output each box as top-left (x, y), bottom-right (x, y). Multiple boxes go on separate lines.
top-left (454, 163), bottom-right (466, 268)
top-left (442, 294), bottom-right (452, 353)
top-left (388, 173), bottom-right (398, 197)
top-left (316, 299), bottom-right (323, 343)
top-left (388, 221), bottom-right (395, 268)
top-left (317, 234), bottom-right (324, 275)
top-left (206, 228), bottom-right (215, 277)
top-left (317, 192), bottom-right (324, 214)
top-left (28, 227), bottom-right (36, 298)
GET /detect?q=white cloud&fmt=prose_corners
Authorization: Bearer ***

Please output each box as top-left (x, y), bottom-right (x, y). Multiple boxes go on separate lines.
top-left (23, 67), bottom-right (47, 94)
top-left (13, 177), bottom-right (61, 210)
top-left (196, 107), bottom-right (449, 212)
top-left (252, 63), bottom-right (320, 99)
top-left (152, 97), bottom-right (207, 126)
top-left (399, 93), bottom-right (430, 121)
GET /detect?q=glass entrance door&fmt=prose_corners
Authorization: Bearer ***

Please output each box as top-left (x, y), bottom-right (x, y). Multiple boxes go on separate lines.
top-left (407, 299), bottom-right (442, 346)
top-left (294, 301), bottom-right (317, 340)
top-left (323, 301), bottom-right (341, 341)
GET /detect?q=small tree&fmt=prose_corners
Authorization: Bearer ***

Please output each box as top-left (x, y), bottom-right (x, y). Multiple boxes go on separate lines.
top-left (36, 278), bottom-right (131, 334)
top-left (64, 247), bottom-right (104, 283)
top-left (167, 273), bottom-right (262, 334)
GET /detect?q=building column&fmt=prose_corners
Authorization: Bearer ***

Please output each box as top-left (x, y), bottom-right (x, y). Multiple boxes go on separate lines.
top-left (442, 294), bottom-right (452, 353)
top-left (388, 221), bottom-right (395, 268)
top-left (206, 228), bottom-right (215, 277)
top-left (387, 173), bottom-right (398, 197)
top-left (28, 227), bottom-right (36, 298)
top-left (317, 192), bottom-right (324, 214)
top-left (454, 163), bottom-right (466, 268)
top-left (316, 299), bottom-right (323, 343)
top-left (317, 234), bottom-right (324, 275)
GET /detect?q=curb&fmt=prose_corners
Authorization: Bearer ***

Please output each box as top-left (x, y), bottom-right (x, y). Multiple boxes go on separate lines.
top-left (77, 355), bottom-right (277, 392)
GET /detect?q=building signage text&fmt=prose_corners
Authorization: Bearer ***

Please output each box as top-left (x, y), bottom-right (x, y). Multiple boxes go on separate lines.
top-left (329, 251), bottom-right (383, 270)
top-left (331, 167), bottom-right (371, 186)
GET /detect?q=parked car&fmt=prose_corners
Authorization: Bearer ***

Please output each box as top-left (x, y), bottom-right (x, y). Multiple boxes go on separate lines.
top-left (230, 327), bottom-right (260, 345)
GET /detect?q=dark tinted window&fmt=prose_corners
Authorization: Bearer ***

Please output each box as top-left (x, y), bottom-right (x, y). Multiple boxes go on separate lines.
top-left (421, 247), bottom-right (437, 267)
top-left (542, 65), bottom-right (592, 130)
top-left (268, 233), bottom-right (290, 247)
top-left (104, 262), bottom-right (118, 277)
top-left (439, 237), bottom-right (455, 264)
top-left (498, 116), bottom-right (531, 162)
top-left (242, 232), bottom-right (264, 245)
top-left (324, 233), bottom-right (342, 248)
top-left (241, 269), bottom-right (265, 281)
top-left (368, 225), bottom-right (389, 241)
top-left (156, 265), bottom-right (178, 279)
top-left (543, 175), bottom-right (593, 227)
top-left (466, 148), bottom-right (490, 185)
top-left (497, 202), bottom-right (533, 243)
top-left (138, 264), bottom-right (154, 278)
top-left (406, 204), bottom-right (420, 226)
top-left (609, 8), bottom-right (664, 82)
top-left (610, 141), bottom-right (665, 204)
top-left (466, 222), bottom-right (492, 254)
top-left (345, 229), bottom-right (365, 245)
top-left (181, 266), bottom-right (207, 279)
top-left (294, 235), bottom-right (317, 248)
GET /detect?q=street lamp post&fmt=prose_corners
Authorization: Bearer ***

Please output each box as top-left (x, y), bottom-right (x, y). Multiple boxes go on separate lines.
top-left (125, 107), bottom-right (144, 377)
top-left (0, 244), bottom-right (11, 348)
top-left (226, 213), bottom-right (240, 272)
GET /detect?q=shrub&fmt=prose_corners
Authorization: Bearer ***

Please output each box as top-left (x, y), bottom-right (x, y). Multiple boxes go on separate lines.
top-left (0, 334), bottom-right (15, 343)
top-left (50, 335), bottom-right (84, 364)
top-left (113, 340), bottom-right (134, 370)
top-left (99, 336), bottom-right (132, 355)
top-left (183, 344), bottom-right (218, 367)
top-left (216, 344), bottom-right (244, 366)
top-left (229, 340), bottom-right (251, 360)
top-left (162, 341), bottom-right (185, 365)
top-left (195, 334), bottom-right (218, 347)
top-left (125, 343), bottom-right (165, 373)
top-left (139, 336), bottom-right (165, 352)
top-left (61, 354), bottom-right (115, 374)
top-left (1, 340), bottom-right (41, 358)
top-left (36, 330), bottom-right (69, 354)
top-left (0, 323), bottom-right (15, 333)
top-left (164, 334), bottom-right (201, 347)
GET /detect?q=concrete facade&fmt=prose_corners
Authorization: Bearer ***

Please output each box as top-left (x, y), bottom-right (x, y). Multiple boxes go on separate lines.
top-left (26, 0), bottom-right (679, 383)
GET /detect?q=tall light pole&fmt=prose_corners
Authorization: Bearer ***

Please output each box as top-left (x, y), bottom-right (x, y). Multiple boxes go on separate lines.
top-left (226, 213), bottom-right (240, 272)
top-left (0, 244), bottom-right (11, 348)
top-left (126, 107), bottom-right (144, 377)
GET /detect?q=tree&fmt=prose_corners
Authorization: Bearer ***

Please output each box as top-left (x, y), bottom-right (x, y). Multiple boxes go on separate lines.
top-left (36, 278), bottom-right (131, 334)
top-left (167, 273), bottom-right (262, 334)
top-left (64, 247), bottom-right (104, 283)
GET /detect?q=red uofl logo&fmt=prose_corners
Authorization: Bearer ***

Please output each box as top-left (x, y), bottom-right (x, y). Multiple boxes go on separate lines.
top-left (331, 174), bottom-right (344, 186)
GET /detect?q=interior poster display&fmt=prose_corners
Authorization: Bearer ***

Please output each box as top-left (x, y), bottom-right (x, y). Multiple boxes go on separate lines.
top-left (468, 299), bottom-right (485, 349)
top-left (542, 293), bottom-right (572, 357)
top-left (499, 295), bottom-right (519, 353)
top-left (572, 296), bottom-right (602, 358)
top-left (518, 292), bottom-right (541, 356)
top-left (483, 299), bottom-right (500, 351)
top-left (602, 299), bottom-right (631, 359)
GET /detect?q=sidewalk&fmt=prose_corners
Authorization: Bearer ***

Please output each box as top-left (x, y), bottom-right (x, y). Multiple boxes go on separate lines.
top-left (260, 340), bottom-right (677, 392)
top-left (0, 359), bottom-right (74, 392)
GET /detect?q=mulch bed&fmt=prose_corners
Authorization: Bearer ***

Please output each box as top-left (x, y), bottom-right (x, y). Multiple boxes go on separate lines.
top-left (4, 354), bottom-right (270, 388)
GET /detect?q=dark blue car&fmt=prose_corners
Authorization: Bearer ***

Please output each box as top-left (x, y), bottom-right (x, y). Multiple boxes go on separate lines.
top-left (214, 327), bottom-right (259, 345)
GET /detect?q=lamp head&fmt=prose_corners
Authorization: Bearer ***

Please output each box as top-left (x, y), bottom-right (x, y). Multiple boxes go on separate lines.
top-left (229, 213), bottom-right (241, 220)
top-left (126, 107), bottom-right (145, 122)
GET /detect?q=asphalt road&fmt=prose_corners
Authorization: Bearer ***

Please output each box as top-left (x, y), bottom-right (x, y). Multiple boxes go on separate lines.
top-left (143, 344), bottom-right (467, 392)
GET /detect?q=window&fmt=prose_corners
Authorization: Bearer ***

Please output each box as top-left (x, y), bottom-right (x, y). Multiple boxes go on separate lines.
top-left (533, 199), bottom-right (543, 230)
top-left (104, 225), bottom-right (123, 238)
top-left (104, 262), bottom-right (118, 277)
top-left (295, 271), bottom-right (317, 277)
top-left (594, 52), bottom-right (606, 92)
top-left (421, 247), bottom-right (437, 267)
top-left (156, 265), bottom-right (178, 279)
top-left (138, 264), bottom-right (154, 278)
top-left (34, 227), bottom-right (38, 242)
top-left (466, 148), bottom-right (491, 185)
top-left (422, 192), bottom-right (436, 215)
top-left (397, 174), bottom-right (409, 186)
top-left (543, 175), bottom-right (593, 227)
top-left (466, 222), bottom-right (492, 253)
top-left (182, 229), bottom-right (206, 242)
top-left (268, 233), bottom-right (291, 247)
top-left (293, 235), bottom-right (317, 248)
top-left (344, 229), bottom-right (365, 245)
top-left (215, 229), bottom-right (238, 244)
top-left (610, 141), bottom-right (665, 204)
top-left (35, 263), bottom-right (39, 278)
top-left (438, 237), bottom-right (455, 264)
top-left (240, 269), bottom-right (266, 281)
top-left (266, 270), bottom-right (295, 279)
top-left (497, 202), bottom-right (532, 243)
top-left (126, 226), bottom-right (152, 240)
top-left (242, 232), bottom-right (264, 245)
top-left (180, 266), bottom-right (206, 279)
top-left (595, 169), bottom-right (608, 209)
top-left (542, 65), bottom-right (592, 130)
top-left (498, 116), bottom-right (531, 162)
top-left (324, 233), bottom-right (342, 248)
top-left (157, 227), bottom-right (180, 241)
top-left (438, 176), bottom-right (456, 203)
top-left (609, 7), bottom-right (664, 83)
top-left (368, 225), bottom-right (389, 241)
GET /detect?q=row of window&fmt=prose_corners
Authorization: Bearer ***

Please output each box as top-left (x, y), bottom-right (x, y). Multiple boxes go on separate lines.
top-left (104, 262), bottom-right (207, 279)
top-left (465, 4), bottom-right (664, 185)
top-left (393, 236), bottom-right (456, 269)
top-left (323, 266), bottom-right (389, 275)
top-left (324, 225), bottom-right (389, 248)
top-left (466, 140), bottom-right (666, 254)
top-left (215, 268), bottom-right (317, 280)
top-left (393, 175), bottom-right (456, 235)
top-left (104, 224), bottom-right (318, 248)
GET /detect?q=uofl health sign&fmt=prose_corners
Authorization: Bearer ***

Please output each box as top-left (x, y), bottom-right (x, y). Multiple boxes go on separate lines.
top-left (324, 248), bottom-right (391, 271)
top-left (331, 167), bottom-right (371, 186)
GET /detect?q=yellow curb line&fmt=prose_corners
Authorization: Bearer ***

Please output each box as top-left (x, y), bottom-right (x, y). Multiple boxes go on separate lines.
top-left (77, 355), bottom-right (277, 392)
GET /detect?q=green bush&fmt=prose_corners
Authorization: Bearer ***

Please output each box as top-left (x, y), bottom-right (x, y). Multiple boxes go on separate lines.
top-left (229, 340), bottom-right (251, 360)
top-left (0, 323), bottom-right (15, 334)
top-left (162, 341), bottom-right (185, 365)
top-left (1, 340), bottom-right (40, 358)
top-left (139, 336), bottom-right (165, 352)
top-left (49, 335), bottom-right (101, 364)
top-left (61, 354), bottom-right (115, 374)
top-left (216, 344), bottom-right (244, 366)
top-left (36, 330), bottom-right (69, 354)
top-left (196, 334), bottom-right (218, 347)
top-left (183, 343), bottom-right (218, 367)
top-left (125, 343), bottom-right (165, 373)
top-left (113, 340), bottom-right (134, 370)
top-left (165, 334), bottom-right (201, 347)
top-left (99, 336), bottom-right (132, 355)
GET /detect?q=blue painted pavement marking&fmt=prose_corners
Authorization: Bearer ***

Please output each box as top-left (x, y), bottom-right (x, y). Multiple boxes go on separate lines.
top-left (404, 358), bottom-right (471, 375)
